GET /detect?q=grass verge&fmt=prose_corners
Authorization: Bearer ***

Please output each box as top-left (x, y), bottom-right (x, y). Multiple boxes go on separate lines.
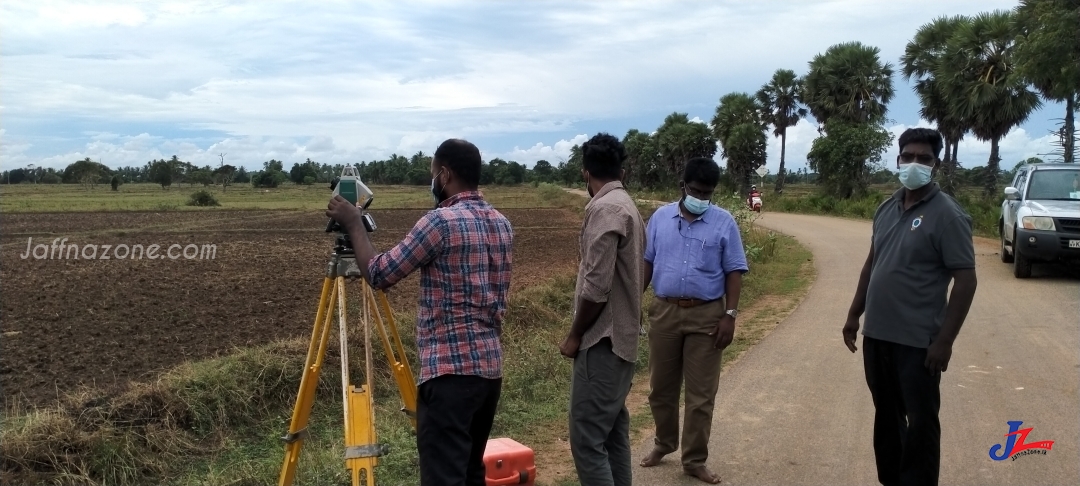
top-left (767, 184), bottom-right (1001, 238)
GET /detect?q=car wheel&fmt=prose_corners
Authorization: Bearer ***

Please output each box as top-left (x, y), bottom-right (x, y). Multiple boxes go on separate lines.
top-left (1013, 228), bottom-right (1032, 278)
top-left (1000, 227), bottom-right (1013, 263)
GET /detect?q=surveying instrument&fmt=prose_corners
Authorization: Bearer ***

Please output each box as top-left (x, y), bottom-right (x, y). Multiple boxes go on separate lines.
top-left (278, 166), bottom-right (418, 486)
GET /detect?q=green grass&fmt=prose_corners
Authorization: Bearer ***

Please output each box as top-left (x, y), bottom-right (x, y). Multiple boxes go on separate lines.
top-left (768, 183), bottom-right (1002, 238)
top-left (0, 182), bottom-right (588, 213)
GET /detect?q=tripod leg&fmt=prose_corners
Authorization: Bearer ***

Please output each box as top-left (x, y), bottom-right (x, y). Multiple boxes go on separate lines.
top-left (363, 281), bottom-right (419, 429)
top-left (340, 276), bottom-right (381, 486)
top-left (279, 276), bottom-right (337, 486)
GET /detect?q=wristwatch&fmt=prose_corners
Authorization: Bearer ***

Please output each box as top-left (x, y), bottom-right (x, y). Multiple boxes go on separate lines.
top-left (725, 309), bottom-right (739, 319)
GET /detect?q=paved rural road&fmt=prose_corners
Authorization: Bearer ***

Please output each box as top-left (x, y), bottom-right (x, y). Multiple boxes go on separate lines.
top-left (630, 212), bottom-right (1080, 486)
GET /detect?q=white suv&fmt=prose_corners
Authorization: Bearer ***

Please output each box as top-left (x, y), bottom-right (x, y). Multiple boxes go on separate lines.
top-left (999, 163), bottom-right (1080, 278)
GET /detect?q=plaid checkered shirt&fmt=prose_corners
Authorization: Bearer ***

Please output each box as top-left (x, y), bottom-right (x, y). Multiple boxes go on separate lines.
top-left (367, 191), bottom-right (513, 385)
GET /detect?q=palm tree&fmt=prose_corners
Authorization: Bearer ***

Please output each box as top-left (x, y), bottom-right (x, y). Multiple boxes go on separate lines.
top-left (801, 41), bottom-right (895, 131)
top-left (901, 15), bottom-right (971, 194)
top-left (939, 10), bottom-right (1043, 196)
top-left (756, 69), bottom-right (808, 193)
top-left (712, 93), bottom-right (768, 195)
top-left (1014, 0), bottom-right (1080, 163)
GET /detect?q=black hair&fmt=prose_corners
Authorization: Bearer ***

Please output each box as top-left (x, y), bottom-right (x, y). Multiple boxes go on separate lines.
top-left (898, 128), bottom-right (943, 159)
top-left (581, 133), bottom-right (626, 181)
top-left (682, 157), bottom-right (721, 187)
top-left (434, 139), bottom-right (482, 189)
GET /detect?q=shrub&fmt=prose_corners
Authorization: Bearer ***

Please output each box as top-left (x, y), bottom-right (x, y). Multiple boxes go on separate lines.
top-left (186, 190), bottom-right (220, 207)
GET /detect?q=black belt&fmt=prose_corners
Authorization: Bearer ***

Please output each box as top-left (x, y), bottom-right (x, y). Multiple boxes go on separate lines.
top-left (658, 297), bottom-right (718, 308)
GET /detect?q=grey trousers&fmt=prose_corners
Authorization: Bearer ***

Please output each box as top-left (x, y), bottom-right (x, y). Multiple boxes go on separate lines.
top-left (569, 337), bottom-right (636, 486)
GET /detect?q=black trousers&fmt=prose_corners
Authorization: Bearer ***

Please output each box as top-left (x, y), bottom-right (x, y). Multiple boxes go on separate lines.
top-left (416, 374), bottom-right (502, 486)
top-left (862, 336), bottom-right (941, 486)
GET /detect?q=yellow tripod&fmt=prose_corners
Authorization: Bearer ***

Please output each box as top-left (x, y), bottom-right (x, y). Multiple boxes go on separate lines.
top-left (278, 234), bottom-right (418, 486)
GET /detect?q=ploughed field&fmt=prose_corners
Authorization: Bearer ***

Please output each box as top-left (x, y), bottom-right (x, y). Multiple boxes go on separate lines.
top-left (0, 208), bottom-right (582, 407)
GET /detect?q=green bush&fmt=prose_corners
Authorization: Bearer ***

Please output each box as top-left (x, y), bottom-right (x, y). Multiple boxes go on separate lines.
top-left (186, 190), bottom-right (220, 207)
top-left (771, 187), bottom-right (1001, 237)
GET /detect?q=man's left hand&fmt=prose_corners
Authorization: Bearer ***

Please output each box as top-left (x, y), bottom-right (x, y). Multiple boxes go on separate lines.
top-left (925, 340), bottom-right (952, 373)
top-left (560, 333), bottom-right (582, 359)
top-left (711, 315), bottom-right (735, 350)
top-left (326, 195), bottom-right (362, 231)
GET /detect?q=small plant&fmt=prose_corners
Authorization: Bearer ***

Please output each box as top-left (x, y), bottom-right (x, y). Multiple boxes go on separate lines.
top-left (186, 190), bottom-right (220, 207)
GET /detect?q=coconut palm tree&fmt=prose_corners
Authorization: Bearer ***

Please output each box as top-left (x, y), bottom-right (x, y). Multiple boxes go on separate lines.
top-left (901, 15), bottom-right (971, 194)
top-left (712, 93), bottom-right (768, 195)
top-left (939, 9), bottom-right (1043, 196)
top-left (801, 41), bottom-right (895, 131)
top-left (756, 69), bottom-right (808, 193)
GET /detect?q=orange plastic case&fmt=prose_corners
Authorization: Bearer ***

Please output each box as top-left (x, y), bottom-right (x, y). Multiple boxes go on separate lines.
top-left (484, 437), bottom-right (536, 486)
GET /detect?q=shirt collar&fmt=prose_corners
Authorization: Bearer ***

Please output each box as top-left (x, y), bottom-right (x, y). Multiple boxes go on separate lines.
top-left (891, 182), bottom-right (941, 208)
top-left (586, 181), bottom-right (625, 207)
top-left (668, 199), bottom-right (712, 224)
top-left (439, 190), bottom-right (484, 208)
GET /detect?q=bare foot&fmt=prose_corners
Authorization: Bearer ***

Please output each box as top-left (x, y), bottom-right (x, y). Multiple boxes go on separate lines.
top-left (684, 465), bottom-right (722, 484)
top-left (639, 448), bottom-right (668, 467)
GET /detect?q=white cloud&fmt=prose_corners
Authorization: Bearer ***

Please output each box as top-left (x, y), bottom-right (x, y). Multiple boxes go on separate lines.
top-left (2, 0), bottom-right (1064, 176)
top-left (495, 134), bottom-right (589, 167)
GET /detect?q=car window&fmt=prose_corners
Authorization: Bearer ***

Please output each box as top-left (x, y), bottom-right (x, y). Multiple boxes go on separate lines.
top-left (1015, 170), bottom-right (1028, 195)
top-left (1011, 169), bottom-right (1025, 188)
top-left (1026, 169), bottom-right (1080, 200)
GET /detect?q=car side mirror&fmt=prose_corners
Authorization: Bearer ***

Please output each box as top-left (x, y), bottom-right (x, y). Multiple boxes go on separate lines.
top-left (1004, 187), bottom-right (1019, 200)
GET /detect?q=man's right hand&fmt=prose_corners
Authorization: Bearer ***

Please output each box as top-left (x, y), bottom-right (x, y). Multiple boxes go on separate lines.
top-left (842, 317), bottom-right (860, 353)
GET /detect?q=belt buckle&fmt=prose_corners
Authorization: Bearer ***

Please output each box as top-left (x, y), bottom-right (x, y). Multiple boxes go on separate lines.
top-left (677, 298), bottom-right (694, 308)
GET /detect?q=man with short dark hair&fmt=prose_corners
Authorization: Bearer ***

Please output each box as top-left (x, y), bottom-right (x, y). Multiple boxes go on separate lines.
top-left (843, 127), bottom-right (977, 486)
top-left (327, 138), bottom-right (514, 486)
top-left (560, 132), bottom-right (645, 486)
top-left (638, 157), bottom-right (748, 484)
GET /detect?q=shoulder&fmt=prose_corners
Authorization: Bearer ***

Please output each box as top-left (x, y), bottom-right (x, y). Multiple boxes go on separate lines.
top-left (931, 192), bottom-right (973, 229)
top-left (935, 191), bottom-right (970, 218)
top-left (652, 202), bottom-right (679, 219)
top-left (591, 191), bottom-right (634, 216)
top-left (420, 207), bottom-right (453, 230)
top-left (708, 204), bottom-right (737, 223)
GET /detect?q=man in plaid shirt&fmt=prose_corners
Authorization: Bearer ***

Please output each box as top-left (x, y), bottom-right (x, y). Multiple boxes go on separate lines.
top-left (327, 139), bottom-right (513, 486)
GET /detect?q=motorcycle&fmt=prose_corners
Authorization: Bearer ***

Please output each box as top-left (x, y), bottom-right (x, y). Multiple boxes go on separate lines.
top-left (747, 192), bottom-right (762, 212)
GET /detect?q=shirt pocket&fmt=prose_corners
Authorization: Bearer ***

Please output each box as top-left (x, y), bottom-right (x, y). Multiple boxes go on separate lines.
top-left (695, 240), bottom-right (722, 272)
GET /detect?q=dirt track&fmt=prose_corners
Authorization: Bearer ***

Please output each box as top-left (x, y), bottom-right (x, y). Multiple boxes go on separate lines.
top-left (0, 208), bottom-right (582, 408)
top-left (631, 212), bottom-right (1079, 486)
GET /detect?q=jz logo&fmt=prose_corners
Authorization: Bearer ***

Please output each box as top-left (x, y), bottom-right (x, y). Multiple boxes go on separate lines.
top-left (989, 421), bottom-right (1054, 461)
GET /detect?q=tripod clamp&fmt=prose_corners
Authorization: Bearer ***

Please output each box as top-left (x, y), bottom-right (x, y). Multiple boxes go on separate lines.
top-left (329, 234), bottom-right (364, 280)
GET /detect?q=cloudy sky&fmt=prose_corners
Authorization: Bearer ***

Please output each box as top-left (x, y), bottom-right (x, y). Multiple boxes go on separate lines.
top-left (0, 0), bottom-right (1069, 175)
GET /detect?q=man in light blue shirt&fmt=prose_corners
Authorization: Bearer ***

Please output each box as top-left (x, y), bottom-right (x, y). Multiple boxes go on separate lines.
top-left (638, 157), bottom-right (749, 484)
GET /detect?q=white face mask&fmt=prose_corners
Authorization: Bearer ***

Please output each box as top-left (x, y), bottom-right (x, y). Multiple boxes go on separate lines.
top-left (898, 163), bottom-right (932, 190)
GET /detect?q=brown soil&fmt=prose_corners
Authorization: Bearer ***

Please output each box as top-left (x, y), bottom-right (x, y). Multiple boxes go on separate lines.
top-left (0, 208), bottom-right (582, 408)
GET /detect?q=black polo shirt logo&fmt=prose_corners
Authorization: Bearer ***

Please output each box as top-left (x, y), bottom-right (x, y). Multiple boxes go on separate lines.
top-left (911, 216), bottom-right (924, 231)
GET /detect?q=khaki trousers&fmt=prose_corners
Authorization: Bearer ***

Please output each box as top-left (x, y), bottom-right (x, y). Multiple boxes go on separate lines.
top-left (646, 296), bottom-right (726, 469)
